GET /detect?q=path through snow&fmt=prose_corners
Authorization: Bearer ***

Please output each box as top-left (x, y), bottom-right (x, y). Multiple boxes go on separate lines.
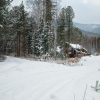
top-left (0, 56), bottom-right (100, 100)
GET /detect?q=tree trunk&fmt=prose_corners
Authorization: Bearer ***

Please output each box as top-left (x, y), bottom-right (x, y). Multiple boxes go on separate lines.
top-left (17, 32), bottom-right (19, 57)
top-left (19, 33), bottom-right (20, 56)
top-left (23, 23), bottom-right (25, 57)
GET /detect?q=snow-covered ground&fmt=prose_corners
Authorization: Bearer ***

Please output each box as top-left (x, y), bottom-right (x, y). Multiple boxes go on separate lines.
top-left (0, 56), bottom-right (100, 100)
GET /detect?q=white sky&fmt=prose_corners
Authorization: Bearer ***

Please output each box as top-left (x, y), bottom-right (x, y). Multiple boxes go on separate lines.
top-left (11, 0), bottom-right (100, 24)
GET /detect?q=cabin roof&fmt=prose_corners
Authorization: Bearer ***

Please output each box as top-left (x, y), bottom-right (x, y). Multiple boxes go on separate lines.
top-left (70, 44), bottom-right (82, 49)
top-left (66, 42), bottom-right (87, 51)
top-left (66, 42), bottom-right (82, 49)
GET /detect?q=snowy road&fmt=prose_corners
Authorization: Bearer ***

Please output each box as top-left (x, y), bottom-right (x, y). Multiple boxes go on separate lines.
top-left (0, 56), bottom-right (100, 100)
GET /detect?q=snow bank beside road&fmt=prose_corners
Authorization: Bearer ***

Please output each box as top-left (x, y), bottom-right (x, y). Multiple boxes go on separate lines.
top-left (0, 56), bottom-right (100, 100)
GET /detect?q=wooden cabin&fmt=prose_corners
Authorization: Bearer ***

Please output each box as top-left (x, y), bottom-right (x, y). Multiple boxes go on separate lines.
top-left (65, 42), bottom-right (87, 58)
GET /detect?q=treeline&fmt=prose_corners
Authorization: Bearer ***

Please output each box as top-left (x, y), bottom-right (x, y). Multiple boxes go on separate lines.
top-left (0, 0), bottom-right (100, 58)
top-left (82, 36), bottom-right (100, 54)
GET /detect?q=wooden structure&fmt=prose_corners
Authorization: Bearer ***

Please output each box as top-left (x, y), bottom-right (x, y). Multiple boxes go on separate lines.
top-left (65, 42), bottom-right (87, 58)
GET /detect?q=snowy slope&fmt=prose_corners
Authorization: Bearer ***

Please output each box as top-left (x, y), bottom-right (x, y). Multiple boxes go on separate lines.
top-left (0, 56), bottom-right (100, 100)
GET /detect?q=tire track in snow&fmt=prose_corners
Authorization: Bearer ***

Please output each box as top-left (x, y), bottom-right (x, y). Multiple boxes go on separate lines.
top-left (35, 72), bottom-right (89, 100)
top-left (0, 56), bottom-right (100, 100)
top-left (1, 68), bottom-right (91, 100)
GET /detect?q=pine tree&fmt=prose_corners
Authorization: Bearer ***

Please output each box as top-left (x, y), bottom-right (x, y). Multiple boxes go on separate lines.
top-left (42, 22), bottom-right (49, 54)
top-left (25, 17), bottom-right (35, 54)
top-left (9, 2), bottom-right (28, 56)
top-left (45, 0), bottom-right (52, 25)
top-left (57, 6), bottom-right (75, 58)
top-left (0, 0), bottom-right (12, 24)
top-left (44, 0), bottom-right (52, 55)
top-left (57, 8), bottom-right (66, 47)
top-left (33, 19), bottom-right (44, 56)
top-left (0, 0), bottom-right (13, 55)
top-left (72, 27), bottom-right (83, 44)
top-left (65, 6), bottom-right (75, 43)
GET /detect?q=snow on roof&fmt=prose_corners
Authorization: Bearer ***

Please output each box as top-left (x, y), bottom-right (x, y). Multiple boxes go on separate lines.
top-left (0, 24), bottom-right (3, 27)
top-left (82, 47), bottom-right (87, 51)
top-left (56, 46), bottom-right (61, 52)
top-left (70, 43), bottom-right (82, 49)
top-left (66, 42), bottom-right (82, 49)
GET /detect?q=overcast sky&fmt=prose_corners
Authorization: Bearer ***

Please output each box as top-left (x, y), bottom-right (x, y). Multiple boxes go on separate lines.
top-left (11, 0), bottom-right (100, 24)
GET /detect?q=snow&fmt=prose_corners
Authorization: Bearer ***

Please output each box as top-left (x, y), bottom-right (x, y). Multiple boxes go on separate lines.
top-left (0, 24), bottom-right (3, 28)
top-left (0, 56), bottom-right (100, 100)
top-left (66, 42), bottom-right (87, 53)
top-left (56, 46), bottom-right (61, 53)
top-left (70, 43), bottom-right (82, 49)
top-left (66, 42), bottom-right (82, 49)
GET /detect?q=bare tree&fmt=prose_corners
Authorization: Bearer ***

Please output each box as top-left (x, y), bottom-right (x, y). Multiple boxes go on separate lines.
top-left (26, 0), bottom-right (43, 29)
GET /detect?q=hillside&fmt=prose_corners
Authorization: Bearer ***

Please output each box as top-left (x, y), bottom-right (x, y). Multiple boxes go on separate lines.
top-left (93, 27), bottom-right (100, 34)
top-left (74, 22), bottom-right (100, 36)
top-left (81, 30), bottom-right (100, 37)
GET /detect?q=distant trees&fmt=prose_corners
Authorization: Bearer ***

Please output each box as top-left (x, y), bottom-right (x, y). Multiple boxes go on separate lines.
top-left (80, 35), bottom-right (100, 54)
top-left (88, 37), bottom-right (100, 54)
top-left (0, 0), bottom-right (99, 59)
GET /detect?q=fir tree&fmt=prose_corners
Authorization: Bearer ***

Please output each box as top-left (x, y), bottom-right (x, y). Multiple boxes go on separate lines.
top-left (0, 0), bottom-right (13, 55)
top-left (9, 2), bottom-right (28, 56)
top-left (42, 22), bottom-right (50, 54)
top-left (65, 6), bottom-right (75, 43)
